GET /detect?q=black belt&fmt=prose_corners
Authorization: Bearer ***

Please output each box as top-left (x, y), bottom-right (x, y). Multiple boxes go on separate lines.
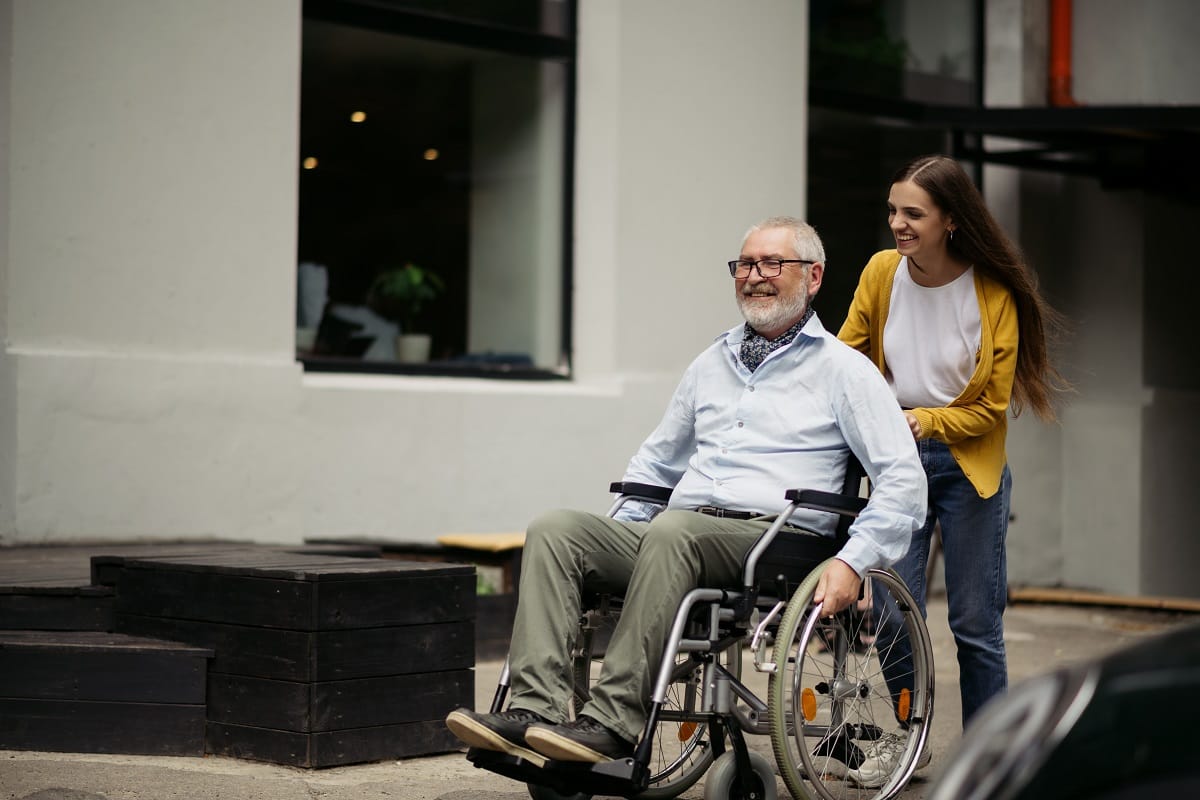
top-left (694, 506), bottom-right (762, 520)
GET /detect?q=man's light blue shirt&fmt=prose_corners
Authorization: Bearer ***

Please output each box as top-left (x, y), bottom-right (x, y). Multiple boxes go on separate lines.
top-left (621, 312), bottom-right (926, 576)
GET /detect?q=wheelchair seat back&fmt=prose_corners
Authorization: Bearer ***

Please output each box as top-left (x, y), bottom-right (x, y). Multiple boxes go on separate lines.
top-left (751, 452), bottom-right (866, 598)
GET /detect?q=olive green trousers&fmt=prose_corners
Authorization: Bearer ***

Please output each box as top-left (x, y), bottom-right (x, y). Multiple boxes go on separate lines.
top-left (505, 508), bottom-right (771, 744)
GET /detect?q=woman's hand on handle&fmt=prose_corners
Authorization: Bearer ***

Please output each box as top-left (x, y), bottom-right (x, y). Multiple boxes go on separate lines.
top-left (904, 411), bottom-right (922, 439)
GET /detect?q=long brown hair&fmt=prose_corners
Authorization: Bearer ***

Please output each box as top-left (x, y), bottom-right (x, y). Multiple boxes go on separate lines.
top-left (893, 154), bottom-right (1070, 421)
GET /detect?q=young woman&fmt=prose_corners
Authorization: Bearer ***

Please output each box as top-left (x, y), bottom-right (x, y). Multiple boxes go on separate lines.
top-left (839, 154), bottom-right (1068, 728)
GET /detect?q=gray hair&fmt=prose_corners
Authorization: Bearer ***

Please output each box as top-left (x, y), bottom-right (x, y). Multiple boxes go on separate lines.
top-left (742, 216), bottom-right (826, 264)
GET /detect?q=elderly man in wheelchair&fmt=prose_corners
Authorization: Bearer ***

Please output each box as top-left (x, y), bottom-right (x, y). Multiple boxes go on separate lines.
top-left (447, 217), bottom-right (932, 800)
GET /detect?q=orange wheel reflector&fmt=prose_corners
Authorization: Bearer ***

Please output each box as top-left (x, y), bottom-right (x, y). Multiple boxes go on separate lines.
top-left (898, 688), bottom-right (912, 721)
top-left (801, 687), bottom-right (817, 721)
top-left (677, 722), bottom-right (698, 741)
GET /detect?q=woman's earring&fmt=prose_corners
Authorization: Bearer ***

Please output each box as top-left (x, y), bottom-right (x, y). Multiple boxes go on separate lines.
top-left (949, 228), bottom-right (955, 242)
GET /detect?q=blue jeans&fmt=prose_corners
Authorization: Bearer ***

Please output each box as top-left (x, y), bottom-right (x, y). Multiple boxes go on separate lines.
top-left (876, 438), bottom-right (1011, 727)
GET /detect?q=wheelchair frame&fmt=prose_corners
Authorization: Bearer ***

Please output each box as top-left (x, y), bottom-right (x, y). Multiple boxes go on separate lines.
top-left (467, 462), bottom-right (934, 800)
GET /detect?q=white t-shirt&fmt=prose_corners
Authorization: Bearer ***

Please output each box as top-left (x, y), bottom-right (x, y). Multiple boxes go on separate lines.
top-left (883, 258), bottom-right (981, 408)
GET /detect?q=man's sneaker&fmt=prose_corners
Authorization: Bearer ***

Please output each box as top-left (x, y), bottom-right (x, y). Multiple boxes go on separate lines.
top-left (525, 715), bottom-right (635, 763)
top-left (445, 707), bottom-right (550, 766)
top-left (843, 730), bottom-right (932, 789)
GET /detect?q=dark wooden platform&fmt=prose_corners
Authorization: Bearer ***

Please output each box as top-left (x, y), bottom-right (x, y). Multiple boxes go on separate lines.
top-left (305, 536), bottom-right (520, 659)
top-left (0, 544), bottom-right (121, 631)
top-left (0, 630), bottom-right (212, 756)
top-left (0, 541), bottom-right (385, 631)
top-left (0, 541), bottom-right (479, 767)
top-left (112, 550), bottom-right (475, 767)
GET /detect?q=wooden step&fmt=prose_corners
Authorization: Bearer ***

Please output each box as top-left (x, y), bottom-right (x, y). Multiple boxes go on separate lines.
top-left (0, 542), bottom-right (384, 632)
top-left (0, 545), bottom-right (115, 631)
top-left (0, 585), bottom-right (114, 631)
top-left (0, 630), bottom-right (212, 756)
top-left (112, 552), bottom-right (475, 767)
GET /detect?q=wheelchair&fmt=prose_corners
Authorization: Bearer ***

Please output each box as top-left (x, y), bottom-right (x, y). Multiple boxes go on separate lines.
top-left (467, 459), bottom-right (935, 800)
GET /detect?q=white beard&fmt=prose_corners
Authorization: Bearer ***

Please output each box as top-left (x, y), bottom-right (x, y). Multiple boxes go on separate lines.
top-left (737, 278), bottom-right (810, 334)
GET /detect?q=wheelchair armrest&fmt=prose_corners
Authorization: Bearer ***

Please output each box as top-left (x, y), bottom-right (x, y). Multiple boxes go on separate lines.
top-left (609, 482), bottom-right (673, 503)
top-left (784, 488), bottom-right (868, 517)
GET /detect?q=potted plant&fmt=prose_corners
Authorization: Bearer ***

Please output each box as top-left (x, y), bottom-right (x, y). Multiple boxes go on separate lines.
top-left (369, 262), bottom-right (445, 362)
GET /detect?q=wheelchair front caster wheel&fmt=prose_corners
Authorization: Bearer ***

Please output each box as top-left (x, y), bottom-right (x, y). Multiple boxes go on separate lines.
top-left (527, 783), bottom-right (591, 800)
top-left (703, 750), bottom-right (777, 800)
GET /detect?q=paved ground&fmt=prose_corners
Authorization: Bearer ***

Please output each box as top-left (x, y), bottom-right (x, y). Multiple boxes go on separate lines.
top-left (1, 597), bottom-right (1194, 800)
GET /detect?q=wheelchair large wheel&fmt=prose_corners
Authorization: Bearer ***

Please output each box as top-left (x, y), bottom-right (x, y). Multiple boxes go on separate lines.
top-left (767, 563), bottom-right (934, 800)
top-left (571, 607), bottom-right (743, 799)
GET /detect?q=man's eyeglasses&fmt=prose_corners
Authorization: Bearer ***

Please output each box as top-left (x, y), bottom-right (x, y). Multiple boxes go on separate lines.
top-left (727, 259), bottom-right (814, 279)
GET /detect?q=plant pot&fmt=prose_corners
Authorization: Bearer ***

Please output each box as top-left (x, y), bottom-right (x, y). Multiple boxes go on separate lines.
top-left (395, 333), bottom-right (432, 363)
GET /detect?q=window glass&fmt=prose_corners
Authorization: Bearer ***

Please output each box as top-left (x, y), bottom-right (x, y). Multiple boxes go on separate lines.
top-left (297, 8), bottom-right (572, 376)
top-left (810, 0), bottom-right (977, 106)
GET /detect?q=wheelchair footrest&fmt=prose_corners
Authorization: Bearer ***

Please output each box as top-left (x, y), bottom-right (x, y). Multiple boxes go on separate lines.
top-left (467, 746), bottom-right (648, 796)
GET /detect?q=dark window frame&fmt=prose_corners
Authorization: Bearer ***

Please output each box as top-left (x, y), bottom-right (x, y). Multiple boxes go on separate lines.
top-left (298, 0), bottom-right (577, 380)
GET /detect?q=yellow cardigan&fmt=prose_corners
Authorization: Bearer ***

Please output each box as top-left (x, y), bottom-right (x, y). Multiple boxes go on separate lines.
top-left (838, 250), bottom-right (1018, 499)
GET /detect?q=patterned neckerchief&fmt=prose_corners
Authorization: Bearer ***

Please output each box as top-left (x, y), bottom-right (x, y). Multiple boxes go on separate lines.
top-left (739, 306), bottom-right (815, 372)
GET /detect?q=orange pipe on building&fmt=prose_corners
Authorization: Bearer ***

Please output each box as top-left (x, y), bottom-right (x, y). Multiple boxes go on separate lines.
top-left (1048, 0), bottom-right (1078, 106)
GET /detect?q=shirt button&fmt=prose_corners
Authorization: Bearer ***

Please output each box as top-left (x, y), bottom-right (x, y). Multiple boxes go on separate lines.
top-left (737, 421), bottom-right (744, 428)
top-left (721, 448), bottom-right (728, 454)
top-left (748, 386), bottom-right (755, 392)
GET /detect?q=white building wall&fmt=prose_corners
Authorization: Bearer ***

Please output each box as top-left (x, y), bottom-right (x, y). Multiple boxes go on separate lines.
top-left (606, 0), bottom-right (811, 374)
top-left (0, 0), bottom-right (812, 545)
top-left (0, 0), bottom-right (13, 536)
top-left (7, 0), bottom-right (298, 357)
top-left (3, 0), bottom-right (304, 543)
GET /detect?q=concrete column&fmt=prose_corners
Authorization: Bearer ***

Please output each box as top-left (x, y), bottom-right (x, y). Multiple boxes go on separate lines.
top-left (0, 0), bottom-right (14, 538)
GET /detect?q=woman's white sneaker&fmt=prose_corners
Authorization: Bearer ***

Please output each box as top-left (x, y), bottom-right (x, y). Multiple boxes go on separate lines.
top-left (844, 731), bottom-right (932, 789)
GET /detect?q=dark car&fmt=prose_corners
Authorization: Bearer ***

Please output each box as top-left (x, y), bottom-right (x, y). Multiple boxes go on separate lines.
top-left (928, 619), bottom-right (1200, 800)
